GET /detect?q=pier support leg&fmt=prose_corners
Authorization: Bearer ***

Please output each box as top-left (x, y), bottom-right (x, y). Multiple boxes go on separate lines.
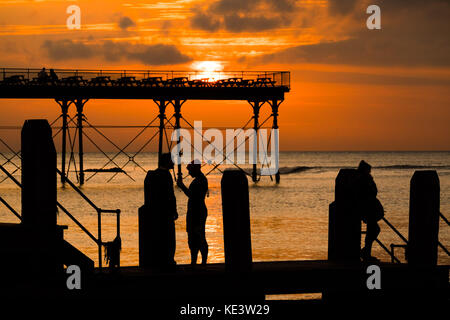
top-left (173, 100), bottom-right (183, 181)
top-left (328, 169), bottom-right (361, 262)
top-left (221, 169), bottom-right (252, 272)
top-left (249, 101), bottom-right (261, 183)
top-left (56, 99), bottom-right (70, 184)
top-left (270, 99), bottom-right (281, 184)
top-left (156, 100), bottom-right (167, 167)
top-left (408, 170), bottom-right (440, 266)
top-left (75, 99), bottom-right (87, 185)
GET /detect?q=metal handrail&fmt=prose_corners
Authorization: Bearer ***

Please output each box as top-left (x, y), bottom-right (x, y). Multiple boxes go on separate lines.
top-left (0, 194), bottom-right (21, 221)
top-left (55, 168), bottom-right (121, 269)
top-left (0, 67), bottom-right (291, 89)
top-left (361, 230), bottom-right (402, 263)
top-left (440, 212), bottom-right (449, 227)
top-left (0, 162), bottom-right (120, 269)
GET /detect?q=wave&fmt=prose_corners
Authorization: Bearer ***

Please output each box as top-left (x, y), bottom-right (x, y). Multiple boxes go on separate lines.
top-left (375, 165), bottom-right (450, 170)
top-left (267, 164), bottom-right (450, 175)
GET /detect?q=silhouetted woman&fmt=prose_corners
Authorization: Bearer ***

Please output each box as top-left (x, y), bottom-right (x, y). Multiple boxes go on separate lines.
top-left (357, 160), bottom-right (384, 262)
top-left (177, 160), bottom-right (209, 266)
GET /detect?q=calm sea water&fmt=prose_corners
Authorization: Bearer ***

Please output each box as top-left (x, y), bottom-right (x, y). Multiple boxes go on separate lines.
top-left (0, 151), bottom-right (449, 266)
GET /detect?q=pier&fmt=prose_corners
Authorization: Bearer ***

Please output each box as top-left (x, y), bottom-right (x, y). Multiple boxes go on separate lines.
top-left (0, 68), bottom-right (290, 184)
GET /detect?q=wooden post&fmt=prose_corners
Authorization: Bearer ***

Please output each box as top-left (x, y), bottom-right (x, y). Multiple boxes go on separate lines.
top-left (21, 119), bottom-right (60, 278)
top-left (21, 119), bottom-right (57, 227)
top-left (328, 169), bottom-right (361, 262)
top-left (221, 169), bottom-right (252, 271)
top-left (408, 170), bottom-right (440, 266)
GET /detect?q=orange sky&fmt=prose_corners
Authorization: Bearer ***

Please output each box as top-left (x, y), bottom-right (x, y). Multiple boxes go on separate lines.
top-left (0, 0), bottom-right (449, 151)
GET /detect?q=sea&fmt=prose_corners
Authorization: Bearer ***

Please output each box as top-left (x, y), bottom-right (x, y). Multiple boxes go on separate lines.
top-left (1, 151), bottom-right (449, 268)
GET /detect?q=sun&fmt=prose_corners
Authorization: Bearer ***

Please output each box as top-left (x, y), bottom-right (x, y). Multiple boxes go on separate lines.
top-left (190, 61), bottom-right (224, 81)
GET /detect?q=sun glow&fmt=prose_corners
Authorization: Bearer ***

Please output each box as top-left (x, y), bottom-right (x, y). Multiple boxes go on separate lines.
top-left (190, 61), bottom-right (224, 81)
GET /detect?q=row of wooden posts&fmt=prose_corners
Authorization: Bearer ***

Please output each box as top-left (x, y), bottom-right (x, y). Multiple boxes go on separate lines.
top-left (19, 119), bottom-right (442, 270)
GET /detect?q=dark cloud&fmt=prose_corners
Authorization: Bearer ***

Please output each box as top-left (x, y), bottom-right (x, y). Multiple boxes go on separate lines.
top-left (224, 14), bottom-right (285, 32)
top-left (328, 0), bottom-right (358, 15)
top-left (118, 16), bottom-right (136, 30)
top-left (190, 0), bottom-right (296, 32)
top-left (42, 40), bottom-right (192, 66)
top-left (251, 0), bottom-right (450, 67)
top-left (42, 40), bottom-right (94, 61)
top-left (126, 44), bottom-right (192, 65)
top-left (191, 11), bottom-right (221, 32)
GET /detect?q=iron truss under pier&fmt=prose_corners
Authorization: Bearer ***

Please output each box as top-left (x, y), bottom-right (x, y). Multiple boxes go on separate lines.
top-left (0, 68), bottom-right (290, 185)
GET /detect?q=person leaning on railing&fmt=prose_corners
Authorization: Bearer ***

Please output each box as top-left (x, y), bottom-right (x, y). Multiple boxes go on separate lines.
top-left (357, 160), bottom-right (384, 262)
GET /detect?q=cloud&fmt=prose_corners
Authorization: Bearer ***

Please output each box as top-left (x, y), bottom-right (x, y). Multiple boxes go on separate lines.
top-left (118, 16), bottom-right (136, 30)
top-left (223, 14), bottom-right (285, 32)
top-left (42, 40), bottom-right (94, 61)
top-left (190, 0), bottom-right (296, 32)
top-left (126, 44), bottom-right (192, 65)
top-left (42, 40), bottom-right (192, 66)
top-left (328, 0), bottom-right (358, 15)
top-left (191, 11), bottom-right (221, 32)
top-left (249, 0), bottom-right (450, 67)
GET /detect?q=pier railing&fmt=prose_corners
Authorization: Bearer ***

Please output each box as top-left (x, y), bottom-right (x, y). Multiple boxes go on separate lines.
top-left (0, 160), bottom-right (120, 270)
top-left (365, 214), bottom-right (450, 263)
top-left (0, 67), bottom-right (290, 89)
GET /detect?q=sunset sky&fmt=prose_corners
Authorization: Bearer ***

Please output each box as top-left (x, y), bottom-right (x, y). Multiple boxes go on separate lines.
top-left (0, 0), bottom-right (449, 151)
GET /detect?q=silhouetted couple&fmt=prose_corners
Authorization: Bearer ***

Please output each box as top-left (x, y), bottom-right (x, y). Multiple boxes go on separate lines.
top-left (357, 160), bottom-right (384, 262)
top-left (37, 68), bottom-right (58, 83)
top-left (141, 154), bottom-right (208, 270)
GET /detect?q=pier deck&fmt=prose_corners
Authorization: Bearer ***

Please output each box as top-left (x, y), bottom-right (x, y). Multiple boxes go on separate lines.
top-left (82, 260), bottom-right (449, 301)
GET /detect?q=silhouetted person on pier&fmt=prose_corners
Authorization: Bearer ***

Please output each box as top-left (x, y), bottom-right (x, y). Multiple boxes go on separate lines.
top-left (357, 160), bottom-right (384, 262)
top-left (177, 160), bottom-right (209, 266)
top-left (49, 69), bottom-right (58, 84)
top-left (143, 153), bottom-right (178, 270)
top-left (37, 67), bottom-right (48, 82)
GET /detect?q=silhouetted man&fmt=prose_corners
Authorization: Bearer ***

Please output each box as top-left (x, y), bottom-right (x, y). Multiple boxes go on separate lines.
top-left (357, 160), bottom-right (384, 262)
top-left (142, 153), bottom-right (178, 270)
top-left (49, 69), bottom-right (58, 84)
top-left (177, 160), bottom-right (209, 266)
top-left (37, 67), bottom-right (48, 82)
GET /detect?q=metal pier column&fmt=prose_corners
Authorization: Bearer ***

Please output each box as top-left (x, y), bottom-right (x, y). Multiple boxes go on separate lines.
top-left (271, 99), bottom-right (281, 184)
top-left (156, 100), bottom-right (167, 167)
top-left (56, 99), bottom-right (70, 184)
top-left (250, 101), bottom-right (261, 183)
top-left (173, 100), bottom-right (183, 182)
top-left (75, 99), bottom-right (87, 185)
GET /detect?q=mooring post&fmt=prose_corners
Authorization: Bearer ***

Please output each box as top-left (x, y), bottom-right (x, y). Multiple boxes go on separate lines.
top-left (21, 119), bottom-right (60, 278)
top-left (157, 100), bottom-right (167, 167)
top-left (56, 99), bottom-right (70, 184)
top-left (75, 99), bottom-right (86, 185)
top-left (21, 119), bottom-right (57, 227)
top-left (173, 100), bottom-right (183, 182)
top-left (250, 101), bottom-right (261, 183)
top-left (328, 169), bottom-right (361, 262)
top-left (221, 169), bottom-right (252, 272)
top-left (408, 170), bottom-right (440, 266)
top-left (271, 99), bottom-right (280, 184)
